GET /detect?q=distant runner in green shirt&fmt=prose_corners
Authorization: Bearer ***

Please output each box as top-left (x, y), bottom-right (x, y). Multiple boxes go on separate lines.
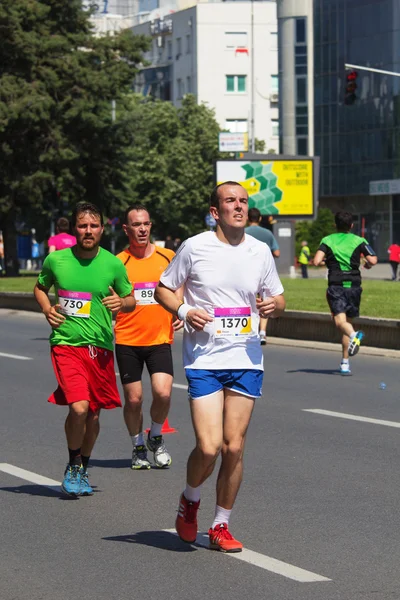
top-left (314, 211), bottom-right (377, 375)
top-left (34, 202), bottom-right (135, 497)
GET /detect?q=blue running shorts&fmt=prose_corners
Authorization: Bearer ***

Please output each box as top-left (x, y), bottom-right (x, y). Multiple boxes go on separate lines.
top-left (185, 369), bottom-right (263, 400)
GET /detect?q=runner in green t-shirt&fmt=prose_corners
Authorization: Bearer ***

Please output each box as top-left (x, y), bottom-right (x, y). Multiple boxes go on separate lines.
top-left (314, 211), bottom-right (377, 375)
top-left (34, 202), bottom-right (135, 496)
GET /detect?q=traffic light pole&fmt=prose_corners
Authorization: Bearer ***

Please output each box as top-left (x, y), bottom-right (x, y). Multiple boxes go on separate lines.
top-left (345, 63), bottom-right (400, 77)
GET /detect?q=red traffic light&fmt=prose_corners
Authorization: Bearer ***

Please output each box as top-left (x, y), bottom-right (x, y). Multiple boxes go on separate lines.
top-left (344, 70), bottom-right (358, 105)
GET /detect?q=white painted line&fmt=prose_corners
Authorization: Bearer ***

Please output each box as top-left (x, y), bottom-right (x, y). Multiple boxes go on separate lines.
top-left (172, 383), bottom-right (187, 390)
top-left (304, 409), bottom-right (400, 429)
top-left (0, 463), bottom-right (61, 490)
top-left (0, 352), bottom-right (32, 361)
top-left (163, 529), bottom-right (330, 582)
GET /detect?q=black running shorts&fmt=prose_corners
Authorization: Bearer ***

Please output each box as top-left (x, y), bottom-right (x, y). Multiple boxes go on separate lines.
top-left (326, 285), bottom-right (362, 318)
top-left (115, 343), bottom-right (174, 384)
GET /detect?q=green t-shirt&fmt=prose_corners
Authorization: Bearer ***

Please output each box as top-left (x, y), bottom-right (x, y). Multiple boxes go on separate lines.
top-left (318, 232), bottom-right (375, 287)
top-left (37, 247), bottom-right (132, 350)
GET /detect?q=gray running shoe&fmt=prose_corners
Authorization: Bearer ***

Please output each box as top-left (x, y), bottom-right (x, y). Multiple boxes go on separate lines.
top-left (131, 444), bottom-right (151, 470)
top-left (146, 434), bottom-right (172, 468)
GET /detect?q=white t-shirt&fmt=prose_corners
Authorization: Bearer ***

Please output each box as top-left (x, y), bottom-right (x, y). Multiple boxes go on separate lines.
top-left (160, 231), bottom-right (284, 370)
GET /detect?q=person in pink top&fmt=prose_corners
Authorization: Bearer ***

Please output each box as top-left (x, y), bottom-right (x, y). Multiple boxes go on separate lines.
top-left (388, 242), bottom-right (400, 280)
top-left (48, 217), bottom-right (77, 253)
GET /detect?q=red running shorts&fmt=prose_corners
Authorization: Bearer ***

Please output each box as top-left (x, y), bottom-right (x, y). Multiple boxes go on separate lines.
top-left (49, 345), bottom-right (122, 413)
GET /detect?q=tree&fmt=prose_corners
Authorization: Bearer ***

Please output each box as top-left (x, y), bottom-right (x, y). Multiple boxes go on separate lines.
top-left (123, 94), bottom-right (221, 239)
top-left (0, 0), bottom-right (149, 274)
top-left (295, 208), bottom-right (335, 259)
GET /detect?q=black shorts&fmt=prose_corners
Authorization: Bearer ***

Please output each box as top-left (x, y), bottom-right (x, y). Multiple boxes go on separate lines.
top-left (326, 286), bottom-right (362, 318)
top-left (115, 343), bottom-right (174, 384)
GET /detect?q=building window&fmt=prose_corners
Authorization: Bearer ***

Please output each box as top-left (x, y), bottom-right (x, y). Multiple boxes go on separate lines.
top-left (177, 78), bottom-right (184, 98)
top-left (224, 119), bottom-right (248, 133)
top-left (176, 38), bottom-right (181, 57)
top-left (167, 40), bottom-right (172, 60)
top-left (225, 32), bottom-right (248, 50)
top-left (272, 120), bottom-right (279, 137)
top-left (295, 18), bottom-right (306, 44)
top-left (186, 34), bottom-right (191, 54)
top-left (270, 75), bottom-right (279, 93)
top-left (226, 75), bottom-right (247, 93)
top-left (297, 137), bottom-right (308, 155)
top-left (186, 76), bottom-right (191, 93)
top-left (296, 77), bottom-right (307, 104)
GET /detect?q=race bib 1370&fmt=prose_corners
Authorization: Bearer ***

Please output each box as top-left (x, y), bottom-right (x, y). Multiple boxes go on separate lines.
top-left (214, 307), bottom-right (252, 337)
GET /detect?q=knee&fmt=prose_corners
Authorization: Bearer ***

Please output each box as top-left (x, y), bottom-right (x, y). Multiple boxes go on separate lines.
top-left (154, 391), bottom-right (171, 405)
top-left (124, 393), bottom-right (142, 410)
top-left (70, 403), bottom-right (89, 420)
top-left (222, 440), bottom-right (244, 461)
top-left (197, 441), bottom-right (222, 463)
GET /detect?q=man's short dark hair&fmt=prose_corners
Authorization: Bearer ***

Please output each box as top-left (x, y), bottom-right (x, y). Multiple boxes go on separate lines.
top-left (71, 202), bottom-right (103, 227)
top-left (248, 208), bottom-right (261, 223)
top-left (56, 217), bottom-right (70, 233)
top-left (124, 203), bottom-right (150, 224)
top-left (209, 181), bottom-right (243, 209)
top-left (335, 211), bottom-right (353, 232)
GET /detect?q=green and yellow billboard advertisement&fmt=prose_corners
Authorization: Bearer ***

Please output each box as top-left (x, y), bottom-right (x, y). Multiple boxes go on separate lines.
top-left (215, 158), bottom-right (319, 217)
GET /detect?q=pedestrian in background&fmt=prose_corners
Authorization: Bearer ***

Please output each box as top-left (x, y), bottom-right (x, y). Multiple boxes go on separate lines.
top-left (298, 240), bottom-right (310, 278)
top-left (387, 242), bottom-right (400, 280)
top-left (0, 231), bottom-right (4, 274)
top-left (48, 217), bottom-right (76, 253)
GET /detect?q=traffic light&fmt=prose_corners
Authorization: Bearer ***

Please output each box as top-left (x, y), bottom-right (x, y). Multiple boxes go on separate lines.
top-left (344, 70), bottom-right (358, 105)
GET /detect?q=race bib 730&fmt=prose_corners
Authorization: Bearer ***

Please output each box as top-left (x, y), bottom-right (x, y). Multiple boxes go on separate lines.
top-left (58, 290), bottom-right (92, 318)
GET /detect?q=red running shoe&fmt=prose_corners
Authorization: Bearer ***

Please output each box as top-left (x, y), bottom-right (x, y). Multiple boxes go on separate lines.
top-left (208, 523), bottom-right (243, 553)
top-left (175, 493), bottom-right (200, 543)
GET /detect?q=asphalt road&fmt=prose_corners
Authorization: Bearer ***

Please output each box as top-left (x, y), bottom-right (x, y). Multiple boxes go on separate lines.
top-left (1, 309), bottom-right (400, 600)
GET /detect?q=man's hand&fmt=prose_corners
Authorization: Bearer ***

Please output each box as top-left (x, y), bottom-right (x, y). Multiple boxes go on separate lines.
top-left (102, 286), bottom-right (124, 313)
top-left (256, 296), bottom-right (277, 318)
top-left (172, 318), bottom-right (184, 332)
top-left (186, 308), bottom-right (213, 331)
top-left (44, 304), bottom-right (66, 329)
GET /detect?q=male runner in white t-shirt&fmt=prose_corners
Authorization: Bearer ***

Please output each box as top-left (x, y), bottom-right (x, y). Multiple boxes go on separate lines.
top-left (155, 181), bottom-right (285, 552)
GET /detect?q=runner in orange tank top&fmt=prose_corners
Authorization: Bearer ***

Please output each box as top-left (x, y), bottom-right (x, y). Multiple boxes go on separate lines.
top-left (115, 204), bottom-right (183, 470)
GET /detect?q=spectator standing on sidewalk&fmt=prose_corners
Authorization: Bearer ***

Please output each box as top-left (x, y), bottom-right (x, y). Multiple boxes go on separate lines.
top-left (387, 242), bottom-right (400, 280)
top-left (298, 241), bottom-right (310, 278)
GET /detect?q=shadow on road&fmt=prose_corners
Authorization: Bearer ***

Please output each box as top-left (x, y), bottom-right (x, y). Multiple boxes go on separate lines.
top-left (0, 484), bottom-right (74, 500)
top-left (103, 530), bottom-right (197, 553)
top-left (90, 458), bottom-right (131, 469)
top-left (286, 368), bottom-right (339, 375)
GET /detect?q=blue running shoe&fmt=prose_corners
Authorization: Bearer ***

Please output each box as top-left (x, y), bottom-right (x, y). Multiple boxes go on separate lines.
top-left (79, 469), bottom-right (93, 496)
top-left (348, 330), bottom-right (364, 357)
top-left (340, 361), bottom-right (352, 376)
top-left (61, 464), bottom-right (82, 496)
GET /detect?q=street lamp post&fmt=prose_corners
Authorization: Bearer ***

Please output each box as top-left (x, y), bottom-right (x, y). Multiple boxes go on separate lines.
top-left (250, 0), bottom-right (255, 153)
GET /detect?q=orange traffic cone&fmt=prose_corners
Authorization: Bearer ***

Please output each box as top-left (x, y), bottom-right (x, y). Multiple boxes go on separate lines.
top-left (145, 418), bottom-right (177, 434)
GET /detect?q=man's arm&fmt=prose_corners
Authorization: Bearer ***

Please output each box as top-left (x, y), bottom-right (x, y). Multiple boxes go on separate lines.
top-left (102, 287), bottom-right (136, 313)
top-left (313, 250), bottom-right (326, 266)
top-left (272, 249), bottom-right (280, 258)
top-left (34, 282), bottom-right (65, 328)
top-left (256, 294), bottom-right (285, 319)
top-left (48, 246), bottom-right (56, 253)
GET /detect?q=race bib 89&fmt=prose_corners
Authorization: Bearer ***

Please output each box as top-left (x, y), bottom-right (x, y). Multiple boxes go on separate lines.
top-left (58, 290), bottom-right (91, 318)
top-left (214, 307), bottom-right (252, 337)
top-left (134, 282), bottom-right (158, 305)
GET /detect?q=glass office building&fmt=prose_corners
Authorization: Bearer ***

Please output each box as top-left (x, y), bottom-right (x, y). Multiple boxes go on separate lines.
top-left (278, 0), bottom-right (400, 259)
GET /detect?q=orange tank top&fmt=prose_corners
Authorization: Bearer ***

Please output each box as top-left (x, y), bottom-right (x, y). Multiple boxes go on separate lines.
top-left (115, 247), bottom-right (175, 346)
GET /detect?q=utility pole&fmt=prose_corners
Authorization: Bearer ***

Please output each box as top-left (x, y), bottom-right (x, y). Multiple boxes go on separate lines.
top-left (345, 63), bottom-right (400, 77)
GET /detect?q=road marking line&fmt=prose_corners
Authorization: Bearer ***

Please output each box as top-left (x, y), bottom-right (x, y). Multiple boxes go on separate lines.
top-left (163, 529), bottom-right (330, 582)
top-left (303, 409), bottom-right (400, 429)
top-left (172, 383), bottom-right (187, 390)
top-left (0, 352), bottom-right (32, 361)
top-left (0, 463), bottom-right (61, 490)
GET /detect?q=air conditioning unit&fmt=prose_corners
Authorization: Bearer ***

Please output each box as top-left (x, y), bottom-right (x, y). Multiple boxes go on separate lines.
top-left (270, 93), bottom-right (279, 103)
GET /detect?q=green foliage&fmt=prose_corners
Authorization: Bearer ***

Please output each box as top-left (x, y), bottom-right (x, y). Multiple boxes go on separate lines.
top-left (295, 208), bottom-right (335, 258)
top-left (123, 94), bottom-right (221, 238)
top-left (0, 0), bottom-right (149, 273)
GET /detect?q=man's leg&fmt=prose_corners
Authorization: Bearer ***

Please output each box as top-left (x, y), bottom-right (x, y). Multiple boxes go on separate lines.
top-left (146, 372), bottom-right (173, 467)
top-left (333, 313), bottom-right (354, 359)
top-left (259, 317), bottom-right (268, 345)
top-left (62, 400), bottom-right (89, 495)
top-left (77, 409), bottom-right (100, 496)
top-left (175, 390), bottom-right (224, 543)
top-left (123, 381), bottom-right (151, 469)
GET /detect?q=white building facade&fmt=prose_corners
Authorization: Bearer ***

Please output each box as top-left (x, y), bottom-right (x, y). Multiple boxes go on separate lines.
top-left (131, 2), bottom-right (279, 152)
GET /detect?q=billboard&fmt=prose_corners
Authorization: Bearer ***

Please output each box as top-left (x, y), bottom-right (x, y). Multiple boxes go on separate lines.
top-left (215, 157), bottom-right (319, 217)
